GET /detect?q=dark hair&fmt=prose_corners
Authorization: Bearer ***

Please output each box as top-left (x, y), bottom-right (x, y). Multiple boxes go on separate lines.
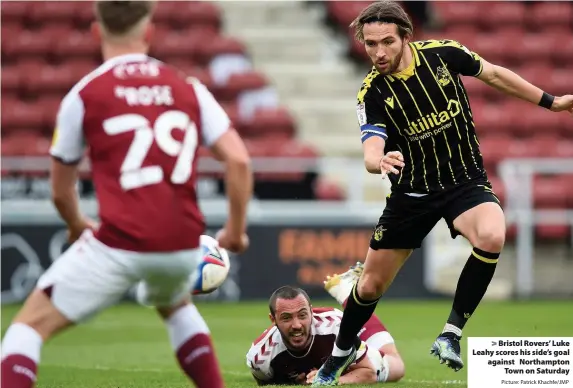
top-left (269, 286), bottom-right (311, 316)
top-left (350, 0), bottom-right (414, 42)
top-left (94, 1), bottom-right (156, 36)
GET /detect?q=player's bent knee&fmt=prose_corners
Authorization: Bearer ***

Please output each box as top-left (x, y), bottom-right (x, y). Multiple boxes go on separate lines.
top-left (357, 276), bottom-right (385, 301)
top-left (474, 227), bottom-right (505, 253)
top-left (12, 289), bottom-right (73, 341)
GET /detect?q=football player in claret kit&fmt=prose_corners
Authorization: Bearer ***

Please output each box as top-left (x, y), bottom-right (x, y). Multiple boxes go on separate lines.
top-left (246, 263), bottom-right (405, 385)
top-left (0, 2), bottom-right (253, 388)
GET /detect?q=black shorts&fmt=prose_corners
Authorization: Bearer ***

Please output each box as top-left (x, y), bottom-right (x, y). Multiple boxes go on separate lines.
top-left (370, 179), bottom-right (502, 250)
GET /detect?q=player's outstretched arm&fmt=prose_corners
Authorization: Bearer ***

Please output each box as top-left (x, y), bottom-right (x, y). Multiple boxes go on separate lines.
top-left (210, 130), bottom-right (253, 252)
top-left (51, 160), bottom-right (97, 242)
top-left (363, 137), bottom-right (405, 178)
top-left (477, 59), bottom-right (573, 114)
top-left (362, 136), bottom-right (387, 174)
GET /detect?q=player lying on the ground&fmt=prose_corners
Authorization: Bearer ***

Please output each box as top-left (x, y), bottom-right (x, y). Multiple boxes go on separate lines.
top-left (246, 263), bottom-right (405, 385)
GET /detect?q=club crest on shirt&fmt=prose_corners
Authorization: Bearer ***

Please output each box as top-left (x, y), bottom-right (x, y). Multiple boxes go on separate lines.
top-left (373, 226), bottom-right (386, 241)
top-left (436, 66), bottom-right (452, 87)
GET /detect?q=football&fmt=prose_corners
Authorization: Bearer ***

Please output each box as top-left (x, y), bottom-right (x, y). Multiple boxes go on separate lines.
top-left (134, 235), bottom-right (230, 305)
top-left (192, 234), bottom-right (231, 295)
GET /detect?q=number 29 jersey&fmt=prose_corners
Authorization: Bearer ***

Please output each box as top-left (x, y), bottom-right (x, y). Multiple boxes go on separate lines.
top-left (50, 54), bottom-right (231, 252)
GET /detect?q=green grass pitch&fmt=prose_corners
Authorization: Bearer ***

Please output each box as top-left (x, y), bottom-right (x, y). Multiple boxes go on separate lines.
top-left (2, 300), bottom-right (572, 387)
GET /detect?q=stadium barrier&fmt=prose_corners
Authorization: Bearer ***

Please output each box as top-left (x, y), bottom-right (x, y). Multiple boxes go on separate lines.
top-left (1, 199), bottom-right (430, 304)
top-left (498, 158), bottom-right (573, 299)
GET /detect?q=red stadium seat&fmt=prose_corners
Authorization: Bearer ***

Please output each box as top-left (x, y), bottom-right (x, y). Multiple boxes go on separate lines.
top-left (554, 140), bottom-right (573, 159)
top-left (478, 135), bottom-right (513, 173)
top-left (54, 32), bottom-right (99, 60)
top-left (553, 34), bottom-right (573, 63)
top-left (1, 22), bottom-right (23, 55)
top-left (37, 24), bottom-right (75, 45)
top-left (463, 79), bottom-right (490, 102)
top-left (74, 2), bottom-right (95, 26)
top-left (528, 2), bottom-right (573, 31)
top-left (2, 31), bottom-right (54, 59)
top-left (503, 100), bottom-right (562, 138)
top-left (548, 69), bottom-right (573, 97)
top-left (23, 64), bottom-right (77, 95)
top-left (250, 138), bottom-right (318, 182)
top-left (1, 132), bottom-right (50, 157)
top-left (468, 33), bottom-right (509, 64)
top-left (327, 2), bottom-right (372, 28)
top-left (38, 95), bottom-right (63, 135)
top-left (442, 25), bottom-right (481, 39)
top-left (505, 139), bottom-right (535, 159)
top-left (166, 1), bottom-right (222, 32)
top-left (480, 2), bottom-right (526, 30)
top-left (1, 99), bottom-right (45, 131)
top-left (28, 1), bottom-right (79, 24)
top-left (214, 71), bottom-right (269, 102)
top-left (0, 1), bottom-right (30, 22)
top-left (533, 176), bottom-right (568, 209)
top-left (150, 32), bottom-right (198, 59)
top-left (433, 2), bottom-right (484, 27)
top-left (472, 103), bottom-right (513, 136)
top-left (519, 33), bottom-right (557, 61)
top-left (1, 66), bottom-right (21, 95)
top-left (195, 35), bottom-right (247, 66)
top-left (240, 107), bottom-right (297, 139)
top-left (153, 1), bottom-right (179, 24)
top-left (535, 225), bottom-right (570, 241)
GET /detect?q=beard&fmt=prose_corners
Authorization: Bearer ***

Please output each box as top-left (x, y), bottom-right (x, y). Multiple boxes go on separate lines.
top-left (279, 328), bottom-right (311, 351)
top-left (375, 42), bottom-right (406, 75)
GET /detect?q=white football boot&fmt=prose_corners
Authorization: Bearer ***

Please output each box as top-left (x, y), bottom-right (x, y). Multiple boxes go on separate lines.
top-left (323, 262), bottom-right (364, 305)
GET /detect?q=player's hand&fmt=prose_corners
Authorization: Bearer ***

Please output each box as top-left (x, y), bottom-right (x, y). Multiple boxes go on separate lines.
top-left (305, 369), bottom-right (318, 384)
top-left (293, 373), bottom-right (306, 384)
top-left (216, 227), bottom-right (249, 254)
top-left (379, 151), bottom-right (405, 179)
top-left (550, 95), bottom-right (573, 115)
top-left (67, 217), bottom-right (98, 243)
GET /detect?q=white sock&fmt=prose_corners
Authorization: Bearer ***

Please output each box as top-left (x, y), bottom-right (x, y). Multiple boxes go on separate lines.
top-left (332, 344), bottom-right (352, 357)
top-left (166, 304), bottom-right (210, 351)
top-left (1, 323), bottom-right (43, 362)
top-left (442, 323), bottom-right (462, 337)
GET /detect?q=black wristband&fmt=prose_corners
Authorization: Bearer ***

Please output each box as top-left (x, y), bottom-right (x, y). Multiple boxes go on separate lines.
top-left (539, 92), bottom-right (554, 110)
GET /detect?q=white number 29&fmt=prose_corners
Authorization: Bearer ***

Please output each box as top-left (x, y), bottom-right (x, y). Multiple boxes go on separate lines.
top-left (103, 110), bottom-right (198, 191)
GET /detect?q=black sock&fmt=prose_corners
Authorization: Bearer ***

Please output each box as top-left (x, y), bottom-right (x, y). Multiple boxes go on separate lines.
top-left (446, 248), bottom-right (499, 332)
top-left (334, 284), bottom-right (380, 351)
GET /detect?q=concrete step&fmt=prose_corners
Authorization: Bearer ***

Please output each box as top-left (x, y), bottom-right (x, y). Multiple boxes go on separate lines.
top-left (220, 1), bottom-right (311, 26)
top-left (272, 73), bottom-right (359, 99)
top-left (260, 63), bottom-right (361, 97)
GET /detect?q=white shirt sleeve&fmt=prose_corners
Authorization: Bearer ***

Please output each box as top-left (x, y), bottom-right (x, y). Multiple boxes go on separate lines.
top-left (188, 78), bottom-right (231, 147)
top-left (49, 91), bottom-right (85, 164)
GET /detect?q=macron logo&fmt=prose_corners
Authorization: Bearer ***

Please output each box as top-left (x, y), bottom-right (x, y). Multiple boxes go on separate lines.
top-left (184, 345), bottom-right (211, 364)
top-left (13, 365), bottom-right (37, 382)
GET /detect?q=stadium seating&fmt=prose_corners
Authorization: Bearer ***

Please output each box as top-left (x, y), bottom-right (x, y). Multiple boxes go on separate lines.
top-left (324, 1), bottom-right (573, 240)
top-left (1, 1), bottom-right (341, 201)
